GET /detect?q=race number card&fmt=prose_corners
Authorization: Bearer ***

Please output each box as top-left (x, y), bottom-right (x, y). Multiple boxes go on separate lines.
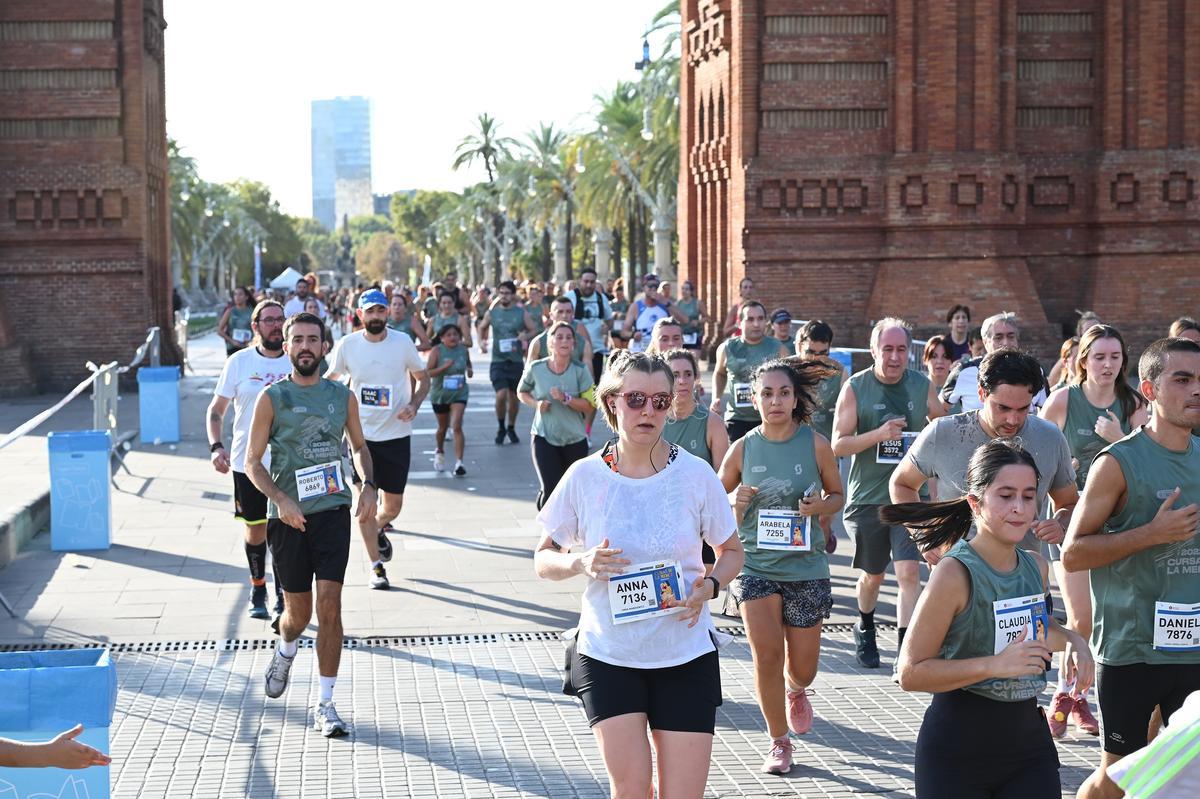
top-left (232, 329), bottom-right (252, 343)
top-left (608, 561), bottom-right (686, 624)
top-left (733, 382), bottom-right (753, 408)
top-left (443, 374), bottom-right (465, 391)
top-left (498, 338), bottom-right (518, 354)
top-left (756, 509), bottom-right (811, 551)
top-left (360, 384), bottom-right (392, 408)
top-left (294, 461), bottom-right (345, 502)
top-left (1153, 601), bottom-right (1200, 651)
top-left (992, 593), bottom-right (1049, 654)
top-left (683, 332), bottom-right (699, 346)
top-left (877, 430), bottom-right (918, 464)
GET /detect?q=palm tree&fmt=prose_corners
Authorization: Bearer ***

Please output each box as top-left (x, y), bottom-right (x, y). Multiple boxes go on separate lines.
top-left (452, 113), bottom-right (515, 185)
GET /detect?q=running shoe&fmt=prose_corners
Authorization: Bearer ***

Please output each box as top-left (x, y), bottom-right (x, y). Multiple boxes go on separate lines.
top-left (506, 426), bottom-right (519, 444)
top-left (249, 585), bottom-right (270, 620)
top-left (890, 660), bottom-right (900, 685)
top-left (825, 528), bottom-right (837, 554)
top-left (495, 428), bottom-right (506, 445)
top-left (854, 624), bottom-right (881, 668)
top-left (377, 531), bottom-right (393, 563)
top-left (433, 451), bottom-right (445, 472)
top-left (454, 461), bottom-right (466, 477)
top-left (1047, 691), bottom-right (1074, 738)
top-left (1071, 695), bottom-right (1100, 736)
top-left (762, 737), bottom-right (793, 775)
top-left (314, 700), bottom-right (349, 738)
top-left (264, 649), bottom-right (294, 698)
top-left (786, 688), bottom-right (814, 735)
top-left (380, 522), bottom-right (395, 534)
top-left (370, 563), bottom-right (390, 590)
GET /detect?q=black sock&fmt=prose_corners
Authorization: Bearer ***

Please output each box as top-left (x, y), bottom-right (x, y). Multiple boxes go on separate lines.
top-left (498, 417), bottom-right (506, 431)
top-left (506, 424), bottom-right (516, 431)
top-left (897, 626), bottom-right (907, 649)
top-left (859, 610), bottom-right (875, 630)
top-left (245, 541), bottom-right (267, 583)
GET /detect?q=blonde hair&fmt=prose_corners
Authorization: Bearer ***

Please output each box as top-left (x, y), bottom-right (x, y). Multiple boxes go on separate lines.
top-left (596, 351), bottom-right (675, 430)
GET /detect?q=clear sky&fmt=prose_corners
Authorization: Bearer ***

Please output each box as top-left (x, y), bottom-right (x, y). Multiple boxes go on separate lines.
top-left (165, 0), bottom-right (670, 219)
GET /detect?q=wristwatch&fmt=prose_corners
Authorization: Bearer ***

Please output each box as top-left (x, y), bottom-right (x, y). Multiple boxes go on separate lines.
top-left (210, 441), bottom-right (225, 453)
top-left (706, 576), bottom-right (721, 600)
top-left (363, 479), bottom-right (377, 490)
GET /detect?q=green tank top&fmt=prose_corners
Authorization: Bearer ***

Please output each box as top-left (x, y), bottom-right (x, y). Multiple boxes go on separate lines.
top-left (1091, 429), bottom-right (1200, 666)
top-left (229, 306), bottom-right (252, 337)
top-left (736, 425), bottom-right (828, 582)
top-left (676, 298), bottom-right (701, 335)
top-left (663, 403), bottom-right (711, 464)
top-left (1064, 384), bottom-right (1130, 490)
top-left (846, 367), bottom-right (931, 508)
top-left (810, 368), bottom-right (844, 441)
top-left (723, 337), bottom-right (784, 422)
top-left (264, 378), bottom-right (352, 518)
top-left (527, 304), bottom-right (547, 336)
top-left (940, 540), bottom-right (1048, 702)
top-left (490, 304), bottom-right (527, 363)
top-left (533, 327), bottom-right (586, 364)
top-left (431, 313), bottom-right (464, 338)
top-left (431, 343), bottom-right (470, 405)
top-left (387, 316), bottom-right (415, 339)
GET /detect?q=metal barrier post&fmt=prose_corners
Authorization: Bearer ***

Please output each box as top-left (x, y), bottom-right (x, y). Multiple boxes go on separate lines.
top-left (149, 326), bottom-right (161, 368)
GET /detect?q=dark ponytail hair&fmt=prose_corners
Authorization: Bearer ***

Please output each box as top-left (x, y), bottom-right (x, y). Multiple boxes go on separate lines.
top-left (878, 440), bottom-right (1040, 553)
top-left (750, 357), bottom-right (837, 425)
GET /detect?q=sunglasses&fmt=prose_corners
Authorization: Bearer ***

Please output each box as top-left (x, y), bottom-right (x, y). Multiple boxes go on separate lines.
top-left (617, 391), bottom-right (672, 411)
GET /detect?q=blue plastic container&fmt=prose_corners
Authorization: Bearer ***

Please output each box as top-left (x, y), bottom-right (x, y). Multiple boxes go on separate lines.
top-left (48, 431), bottom-right (112, 552)
top-left (0, 648), bottom-right (116, 798)
top-left (137, 365), bottom-right (180, 443)
top-left (830, 349), bottom-right (853, 373)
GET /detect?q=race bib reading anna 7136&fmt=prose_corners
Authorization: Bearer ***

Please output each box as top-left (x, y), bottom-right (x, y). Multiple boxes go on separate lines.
top-left (608, 561), bottom-right (686, 625)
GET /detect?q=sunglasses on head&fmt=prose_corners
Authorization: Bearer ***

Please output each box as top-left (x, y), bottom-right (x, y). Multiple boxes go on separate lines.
top-left (617, 391), bottom-right (672, 411)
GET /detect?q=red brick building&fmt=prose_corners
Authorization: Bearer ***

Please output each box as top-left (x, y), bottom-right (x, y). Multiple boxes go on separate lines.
top-left (679, 0), bottom-right (1200, 357)
top-left (0, 0), bottom-right (172, 394)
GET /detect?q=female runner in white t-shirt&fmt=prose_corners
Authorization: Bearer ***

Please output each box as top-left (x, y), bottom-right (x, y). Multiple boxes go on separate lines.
top-left (534, 351), bottom-right (745, 799)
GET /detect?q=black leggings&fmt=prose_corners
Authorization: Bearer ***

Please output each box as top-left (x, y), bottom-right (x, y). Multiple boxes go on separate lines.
top-left (532, 435), bottom-right (589, 509)
top-left (915, 690), bottom-right (1060, 799)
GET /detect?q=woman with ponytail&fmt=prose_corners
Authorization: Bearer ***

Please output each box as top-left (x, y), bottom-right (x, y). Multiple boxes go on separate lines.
top-left (882, 440), bottom-right (1094, 798)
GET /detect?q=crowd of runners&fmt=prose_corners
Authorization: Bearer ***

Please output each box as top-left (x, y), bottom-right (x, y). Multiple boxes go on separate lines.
top-left (199, 270), bottom-right (1199, 798)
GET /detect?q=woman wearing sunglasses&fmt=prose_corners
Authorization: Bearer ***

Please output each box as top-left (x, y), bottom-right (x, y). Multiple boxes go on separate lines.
top-left (534, 351), bottom-right (744, 799)
top-left (717, 358), bottom-right (843, 776)
top-left (517, 321), bottom-right (595, 509)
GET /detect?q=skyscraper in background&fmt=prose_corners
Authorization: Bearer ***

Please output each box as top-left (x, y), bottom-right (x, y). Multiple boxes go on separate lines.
top-left (311, 96), bottom-right (372, 231)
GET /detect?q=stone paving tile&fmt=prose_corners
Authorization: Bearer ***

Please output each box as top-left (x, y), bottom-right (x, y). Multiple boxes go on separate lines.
top-left (102, 630), bottom-right (1097, 798)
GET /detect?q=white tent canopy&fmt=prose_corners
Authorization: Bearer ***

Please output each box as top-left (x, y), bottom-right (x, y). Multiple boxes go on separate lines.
top-left (268, 266), bottom-right (305, 290)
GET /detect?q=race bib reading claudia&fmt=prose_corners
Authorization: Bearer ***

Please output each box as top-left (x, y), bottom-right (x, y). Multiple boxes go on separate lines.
top-left (294, 461), bottom-right (345, 502)
top-left (1154, 601), bottom-right (1200, 651)
top-left (360, 384), bottom-right (392, 408)
top-left (756, 508), bottom-right (810, 551)
top-left (993, 593), bottom-right (1049, 654)
top-left (608, 561), bottom-right (685, 625)
top-left (876, 431), bottom-right (918, 464)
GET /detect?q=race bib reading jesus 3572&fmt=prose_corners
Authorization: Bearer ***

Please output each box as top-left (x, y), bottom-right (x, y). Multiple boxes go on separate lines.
top-left (877, 431), bottom-right (918, 464)
top-left (608, 561), bottom-right (685, 625)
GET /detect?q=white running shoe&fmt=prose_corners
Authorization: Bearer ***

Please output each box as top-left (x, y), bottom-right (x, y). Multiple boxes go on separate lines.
top-left (264, 649), bottom-right (294, 698)
top-left (433, 452), bottom-right (445, 472)
top-left (314, 700), bottom-right (349, 737)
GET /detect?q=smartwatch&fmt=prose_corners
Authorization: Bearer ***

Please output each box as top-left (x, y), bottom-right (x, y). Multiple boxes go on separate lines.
top-left (210, 441), bottom-right (225, 453)
top-left (705, 576), bottom-right (720, 600)
top-left (363, 479), bottom-right (377, 490)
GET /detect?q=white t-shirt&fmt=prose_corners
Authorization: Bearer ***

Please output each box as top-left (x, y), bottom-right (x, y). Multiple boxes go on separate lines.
top-left (325, 330), bottom-right (425, 441)
top-left (213, 346), bottom-right (291, 472)
top-left (538, 449), bottom-right (737, 669)
top-left (284, 296), bottom-right (325, 319)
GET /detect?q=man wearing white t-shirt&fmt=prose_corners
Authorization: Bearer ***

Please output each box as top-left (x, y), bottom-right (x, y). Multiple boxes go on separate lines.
top-left (325, 289), bottom-right (430, 590)
top-left (283, 277), bottom-right (325, 319)
top-left (207, 300), bottom-right (294, 622)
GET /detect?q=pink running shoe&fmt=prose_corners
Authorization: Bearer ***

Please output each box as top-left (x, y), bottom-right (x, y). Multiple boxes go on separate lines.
top-left (1071, 695), bottom-right (1100, 736)
top-left (762, 737), bottom-right (793, 775)
top-left (1047, 691), bottom-right (1073, 739)
top-left (787, 688), bottom-right (814, 735)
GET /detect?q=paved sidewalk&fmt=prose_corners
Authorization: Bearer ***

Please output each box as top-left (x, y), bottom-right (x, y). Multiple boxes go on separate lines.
top-left (0, 334), bottom-right (1098, 797)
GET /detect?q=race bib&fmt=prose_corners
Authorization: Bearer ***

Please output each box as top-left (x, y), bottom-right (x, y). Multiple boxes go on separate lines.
top-left (611, 319), bottom-right (625, 333)
top-left (608, 560), bottom-right (686, 625)
top-left (294, 461), bottom-right (345, 502)
top-left (993, 593), bottom-right (1049, 654)
top-left (1154, 601), bottom-right (1200, 651)
top-left (733, 382), bottom-right (753, 408)
top-left (683, 332), bottom-right (699, 346)
top-left (876, 431), bottom-right (919, 464)
top-left (231, 328), bottom-right (252, 343)
top-left (443, 374), bottom-right (465, 391)
top-left (756, 508), bottom-right (810, 551)
top-left (498, 338), bottom-right (518, 354)
top-left (360, 384), bottom-right (392, 408)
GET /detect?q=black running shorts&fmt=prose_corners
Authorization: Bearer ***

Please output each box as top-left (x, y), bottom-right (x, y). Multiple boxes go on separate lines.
top-left (1096, 661), bottom-right (1200, 755)
top-left (267, 506), bottom-right (351, 592)
top-left (489, 360), bottom-right (524, 392)
top-left (350, 436), bottom-right (411, 495)
top-left (232, 470), bottom-right (267, 525)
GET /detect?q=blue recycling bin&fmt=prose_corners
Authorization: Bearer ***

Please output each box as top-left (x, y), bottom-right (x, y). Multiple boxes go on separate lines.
top-left (0, 648), bottom-right (116, 799)
top-left (830, 349), bottom-right (853, 373)
top-left (137, 365), bottom-right (180, 443)
top-left (48, 431), bottom-right (112, 552)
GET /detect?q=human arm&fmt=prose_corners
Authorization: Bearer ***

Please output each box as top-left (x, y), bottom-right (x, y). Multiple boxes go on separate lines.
top-left (1061, 454), bottom-right (1199, 571)
top-left (889, 457), bottom-right (929, 505)
top-left (527, 335), bottom-right (542, 361)
top-left (245, 392), bottom-right (305, 530)
top-left (622, 304), bottom-right (638, 341)
top-left (0, 726), bottom-right (111, 769)
top-left (217, 307), bottom-right (235, 346)
top-left (206, 394), bottom-right (232, 473)
top-left (668, 530), bottom-right (745, 627)
top-left (425, 346), bottom-right (450, 376)
top-left (1032, 482), bottom-right (1079, 545)
top-left (926, 380), bottom-right (946, 420)
top-left (399, 342), bottom-right (430, 421)
top-left (800, 433), bottom-right (845, 517)
top-left (717, 438), bottom-right (757, 525)
top-left (577, 323), bottom-right (593, 364)
top-left (710, 342), bottom-right (728, 413)
top-left (706, 412), bottom-right (730, 471)
top-left (1039, 387), bottom-right (1069, 428)
top-left (831, 382), bottom-right (902, 457)
top-left (722, 305), bottom-right (739, 337)
top-left (343, 394), bottom-right (377, 523)
top-left (477, 311), bottom-right (491, 353)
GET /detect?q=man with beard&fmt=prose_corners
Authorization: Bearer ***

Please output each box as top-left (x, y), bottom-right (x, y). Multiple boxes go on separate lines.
top-left (247, 312), bottom-right (376, 737)
top-left (207, 300), bottom-right (292, 623)
top-left (284, 276), bottom-right (324, 319)
top-left (478, 280), bottom-right (537, 445)
top-left (325, 290), bottom-right (430, 591)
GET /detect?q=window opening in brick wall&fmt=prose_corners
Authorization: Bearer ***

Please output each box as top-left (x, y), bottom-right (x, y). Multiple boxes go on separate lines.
top-left (1016, 107), bottom-right (1092, 128)
top-left (0, 69), bottom-right (118, 89)
top-left (763, 109), bottom-right (888, 130)
top-left (765, 16), bottom-right (888, 36)
top-left (1017, 60), bottom-right (1093, 81)
top-left (764, 62), bottom-right (888, 81)
top-left (1016, 13), bottom-right (1092, 33)
top-left (0, 21), bottom-right (114, 40)
top-left (0, 118), bottom-right (121, 138)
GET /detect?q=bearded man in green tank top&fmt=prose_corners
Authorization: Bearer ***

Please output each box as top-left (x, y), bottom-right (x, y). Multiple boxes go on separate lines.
top-left (479, 281), bottom-right (538, 445)
top-left (246, 312), bottom-right (378, 738)
top-left (832, 318), bottom-right (943, 670)
top-left (1063, 337), bottom-right (1200, 799)
top-left (711, 301), bottom-right (790, 442)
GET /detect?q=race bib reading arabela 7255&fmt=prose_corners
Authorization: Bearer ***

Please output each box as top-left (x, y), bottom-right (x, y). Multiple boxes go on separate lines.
top-left (294, 461), bottom-right (345, 502)
top-left (608, 560), bottom-right (685, 625)
top-left (756, 508), bottom-right (810, 551)
top-left (1154, 601), bottom-right (1200, 651)
top-left (992, 593), bottom-right (1049, 654)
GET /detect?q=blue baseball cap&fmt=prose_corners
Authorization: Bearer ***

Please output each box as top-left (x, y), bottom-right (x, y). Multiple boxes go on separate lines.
top-left (358, 289), bottom-right (388, 310)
